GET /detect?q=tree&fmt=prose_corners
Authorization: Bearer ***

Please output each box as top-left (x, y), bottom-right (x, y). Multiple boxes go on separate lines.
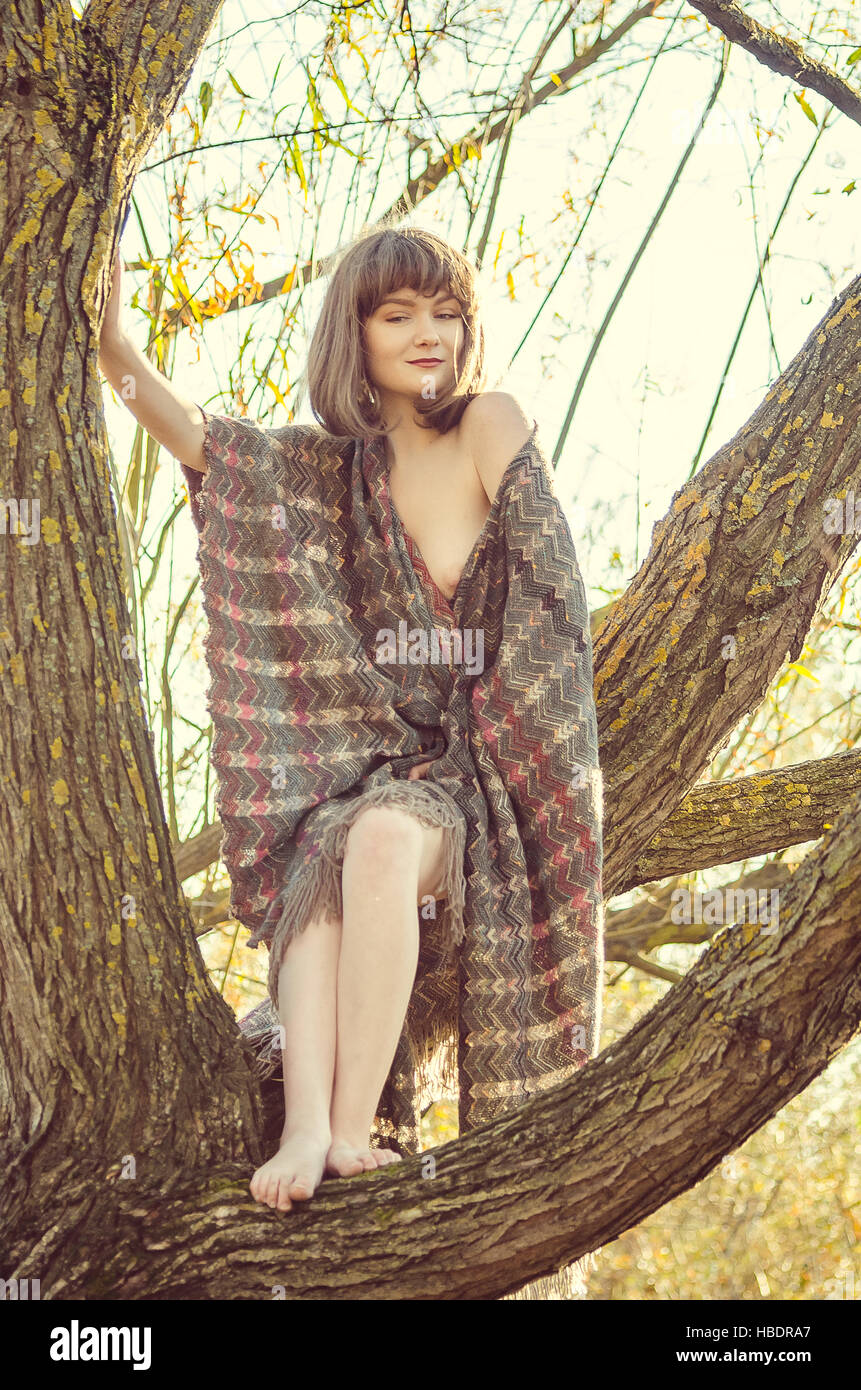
top-left (1, 0), bottom-right (859, 1299)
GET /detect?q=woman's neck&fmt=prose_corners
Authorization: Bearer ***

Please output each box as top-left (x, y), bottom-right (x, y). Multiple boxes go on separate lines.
top-left (378, 393), bottom-right (444, 472)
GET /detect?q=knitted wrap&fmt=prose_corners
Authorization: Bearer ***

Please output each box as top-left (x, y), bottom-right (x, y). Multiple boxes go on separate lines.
top-left (180, 408), bottom-right (603, 1162)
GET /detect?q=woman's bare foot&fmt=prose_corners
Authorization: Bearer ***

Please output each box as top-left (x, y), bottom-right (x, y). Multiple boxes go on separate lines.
top-left (250, 1129), bottom-right (330, 1212)
top-left (370, 1147), bottom-right (403, 1168)
top-left (325, 1137), bottom-right (403, 1177)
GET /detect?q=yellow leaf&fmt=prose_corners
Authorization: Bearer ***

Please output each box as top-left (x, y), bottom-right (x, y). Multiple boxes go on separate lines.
top-left (786, 661), bottom-right (819, 683)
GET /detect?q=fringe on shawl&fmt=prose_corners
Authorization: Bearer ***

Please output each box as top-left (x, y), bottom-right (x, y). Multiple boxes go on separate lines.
top-left (260, 777), bottom-right (467, 1013)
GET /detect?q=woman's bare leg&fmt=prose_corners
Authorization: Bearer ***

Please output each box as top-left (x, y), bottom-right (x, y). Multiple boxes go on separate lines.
top-left (326, 807), bottom-right (446, 1175)
top-left (249, 911), bottom-right (340, 1212)
top-left (249, 807), bottom-right (447, 1211)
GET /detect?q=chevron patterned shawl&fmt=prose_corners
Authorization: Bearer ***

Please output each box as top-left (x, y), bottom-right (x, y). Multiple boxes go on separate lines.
top-left (181, 409), bottom-right (603, 1157)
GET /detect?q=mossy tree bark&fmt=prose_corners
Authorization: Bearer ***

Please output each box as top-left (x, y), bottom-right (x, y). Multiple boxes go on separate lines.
top-left (1, 1), bottom-right (860, 1300)
top-left (0, 0), bottom-right (264, 1276)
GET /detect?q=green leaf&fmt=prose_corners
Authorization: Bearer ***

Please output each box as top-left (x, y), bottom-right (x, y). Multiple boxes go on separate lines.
top-left (327, 61), bottom-right (365, 118)
top-left (200, 81), bottom-right (212, 123)
top-left (794, 90), bottom-right (818, 126)
top-left (228, 71), bottom-right (250, 99)
top-left (307, 77), bottom-right (325, 129)
top-left (290, 138), bottom-right (307, 194)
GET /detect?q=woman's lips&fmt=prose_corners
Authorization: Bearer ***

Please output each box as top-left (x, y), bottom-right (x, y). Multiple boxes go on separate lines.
top-left (408, 358), bottom-right (443, 365)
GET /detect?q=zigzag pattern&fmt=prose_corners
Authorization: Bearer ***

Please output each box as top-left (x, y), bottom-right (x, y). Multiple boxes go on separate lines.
top-left (181, 410), bottom-right (603, 1151)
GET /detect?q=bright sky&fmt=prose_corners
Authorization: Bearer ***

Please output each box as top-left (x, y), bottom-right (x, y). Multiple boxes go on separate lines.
top-left (101, 0), bottom-right (861, 825)
top-left (108, 1), bottom-right (861, 582)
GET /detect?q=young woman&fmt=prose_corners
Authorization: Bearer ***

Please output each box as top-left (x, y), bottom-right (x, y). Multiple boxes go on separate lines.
top-left (98, 225), bottom-right (603, 1222)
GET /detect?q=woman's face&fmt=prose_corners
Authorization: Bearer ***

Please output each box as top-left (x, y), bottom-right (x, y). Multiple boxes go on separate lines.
top-left (362, 285), bottom-right (464, 413)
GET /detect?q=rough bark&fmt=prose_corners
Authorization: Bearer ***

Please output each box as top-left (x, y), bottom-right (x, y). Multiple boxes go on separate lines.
top-left (622, 749), bottom-right (861, 893)
top-left (4, 785), bottom-right (858, 1300)
top-left (0, 0), bottom-right (262, 1255)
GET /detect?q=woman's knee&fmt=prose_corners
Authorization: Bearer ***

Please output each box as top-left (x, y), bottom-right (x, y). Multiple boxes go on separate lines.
top-left (343, 806), bottom-right (424, 870)
top-left (343, 808), bottom-right (448, 905)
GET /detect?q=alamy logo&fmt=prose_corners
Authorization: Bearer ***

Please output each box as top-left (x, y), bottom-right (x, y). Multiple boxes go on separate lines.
top-left (374, 622), bottom-right (485, 675)
top-left (823, 492), bottom-right (861, 535)
top-left (0, 497), bottom-right (40, 545)
top-left (49, 1321), bottom-right (151, 1371)
top-left (0, 1277), bottom-right (40, 1299)
top-left (670, 886), bottom-right (779, 934)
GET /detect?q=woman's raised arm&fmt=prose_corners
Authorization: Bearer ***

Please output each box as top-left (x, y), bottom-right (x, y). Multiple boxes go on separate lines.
top-left (97, 252), bottom-right (207, 474)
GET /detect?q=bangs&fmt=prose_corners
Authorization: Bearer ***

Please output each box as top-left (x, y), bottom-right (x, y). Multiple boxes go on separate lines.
top-left (355, 237), bottom-right (472, 321)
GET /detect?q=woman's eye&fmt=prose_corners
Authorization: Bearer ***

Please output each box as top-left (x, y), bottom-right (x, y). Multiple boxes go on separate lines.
top-left (385, 311), bottom-right (457, 321)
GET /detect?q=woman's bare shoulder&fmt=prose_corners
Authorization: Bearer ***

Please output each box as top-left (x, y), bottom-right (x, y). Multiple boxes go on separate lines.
top-left (459, 392), bottom-right (536, 502)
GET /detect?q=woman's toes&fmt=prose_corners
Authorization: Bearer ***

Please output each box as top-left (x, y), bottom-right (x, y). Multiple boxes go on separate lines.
top-left (326, 1141), bottom-right (378, 1178)
top-left (332, 1152), bottom-right (363, 1176)
top-left (288, 1175), bottom-right (315, 1200)
top-left (325, 1152), bottom-right (348, 1177)
top-left (250, 1135), bottom-right (328, 1210)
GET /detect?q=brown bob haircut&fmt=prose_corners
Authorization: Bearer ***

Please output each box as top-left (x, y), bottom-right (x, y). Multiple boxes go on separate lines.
top-left (307, 219), bottom-right (487, 440)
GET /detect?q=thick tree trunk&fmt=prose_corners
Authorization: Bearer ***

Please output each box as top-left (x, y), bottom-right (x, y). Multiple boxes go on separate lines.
top-left (0, 0), bottom-right (263, 1259)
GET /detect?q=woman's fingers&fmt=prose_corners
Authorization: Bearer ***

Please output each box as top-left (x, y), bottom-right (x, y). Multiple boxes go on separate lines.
top-left (102, 252), bottom-right (123, 339)
top-left (408, 759), bottom-right (433, 780)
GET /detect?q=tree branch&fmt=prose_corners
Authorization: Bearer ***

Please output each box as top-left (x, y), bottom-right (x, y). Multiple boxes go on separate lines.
top-left (596, 274), bottom-right (861, 896)
top-left (174, 822), bottom-right (223, 883)
top-left (686, 0), bottom-right (861, 126)
top-left (14, 783), bottom-right (860, 1298)
top-left (622, 749), bottom-right (861, 893)
top-left (605, 861), bottom-right (791, 958)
